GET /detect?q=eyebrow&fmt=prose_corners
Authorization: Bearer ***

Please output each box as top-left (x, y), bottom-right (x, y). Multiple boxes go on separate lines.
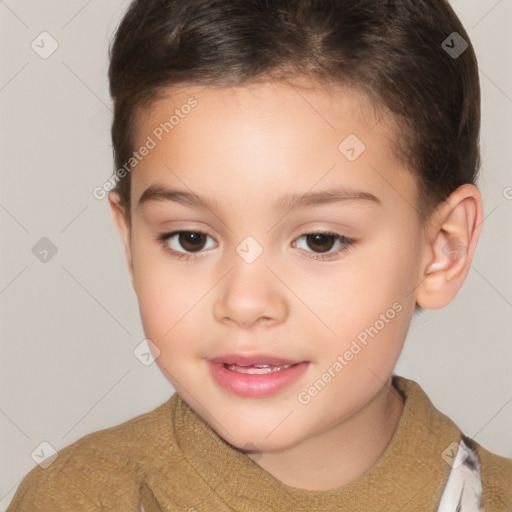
top-left (137, 183), bottom-right (381, 213)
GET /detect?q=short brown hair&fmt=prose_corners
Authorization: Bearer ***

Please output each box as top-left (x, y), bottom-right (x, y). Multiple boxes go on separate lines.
top-left (108, 0), bottom-right (480, 221)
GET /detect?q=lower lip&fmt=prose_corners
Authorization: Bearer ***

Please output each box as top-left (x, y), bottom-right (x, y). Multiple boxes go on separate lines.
top-left (207, 361), bottom-right (309, 398)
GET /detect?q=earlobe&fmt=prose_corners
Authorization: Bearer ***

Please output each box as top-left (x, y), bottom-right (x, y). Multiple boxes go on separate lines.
top-left (107, 191), bottom-right (136, 288)
top-left (416, 184), bottom-right (483, 310)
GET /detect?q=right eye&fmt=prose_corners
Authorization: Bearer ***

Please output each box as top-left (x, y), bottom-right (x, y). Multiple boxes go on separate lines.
top-left (158, 230), bottom-right (216, 259)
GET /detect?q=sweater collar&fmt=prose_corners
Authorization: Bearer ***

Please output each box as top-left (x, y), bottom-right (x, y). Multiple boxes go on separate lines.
top-left (170, 375), bottom-right (462, 510)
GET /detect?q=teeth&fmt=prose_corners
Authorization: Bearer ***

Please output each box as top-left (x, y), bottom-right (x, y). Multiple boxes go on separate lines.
top-left (225, 363), bottom-right (294, 374)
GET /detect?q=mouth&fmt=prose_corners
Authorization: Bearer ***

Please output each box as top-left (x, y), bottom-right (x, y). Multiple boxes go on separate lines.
top-left (207, 354), bottom-right (309, 398)
top-left (223, 363), bottom-right (296, 374)
top-left (208, 353), bottom-right (302, 366)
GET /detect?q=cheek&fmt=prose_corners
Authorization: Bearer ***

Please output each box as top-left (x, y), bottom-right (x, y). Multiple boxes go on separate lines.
top-left (295, 233), bottom-right (418, 373)
top-left (131, 240), bottom-right (181, 340)
top-left (131, 246), bottom-right (210, 359)
top-left (300, 239), bottom-right (417, 329)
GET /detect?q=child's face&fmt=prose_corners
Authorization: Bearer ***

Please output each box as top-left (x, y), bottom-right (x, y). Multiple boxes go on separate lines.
top-left (114, 80), bottom-right (430, 452)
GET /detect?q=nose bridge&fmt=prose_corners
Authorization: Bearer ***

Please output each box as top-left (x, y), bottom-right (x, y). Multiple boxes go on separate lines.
top-left (213, 238), bottom-right (287, 327)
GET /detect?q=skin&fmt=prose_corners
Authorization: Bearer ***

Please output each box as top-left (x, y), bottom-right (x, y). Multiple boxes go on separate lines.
top-left (109, 79), bottom-right (482, 491)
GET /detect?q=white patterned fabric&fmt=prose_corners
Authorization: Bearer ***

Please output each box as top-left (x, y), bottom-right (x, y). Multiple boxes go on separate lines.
top-left (437, 436), bottom-right (484, 512)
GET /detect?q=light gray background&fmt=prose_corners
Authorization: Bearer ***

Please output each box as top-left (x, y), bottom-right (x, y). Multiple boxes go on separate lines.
top-left (1, 0), bottom-right (511, 507)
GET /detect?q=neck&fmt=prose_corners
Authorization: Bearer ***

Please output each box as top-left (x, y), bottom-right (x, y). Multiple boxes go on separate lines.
top-left (248, 378), bottom-right (405, 491)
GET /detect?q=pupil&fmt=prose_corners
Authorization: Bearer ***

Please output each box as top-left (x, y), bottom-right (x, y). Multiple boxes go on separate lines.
top-left (307, 234), bottom-right (334, 253)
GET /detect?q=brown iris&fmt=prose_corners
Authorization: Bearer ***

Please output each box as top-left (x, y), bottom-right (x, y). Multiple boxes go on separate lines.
top-left (178, 231), bottom-right (207, 252)
top-left (305, 233), bottom-right (336, 253)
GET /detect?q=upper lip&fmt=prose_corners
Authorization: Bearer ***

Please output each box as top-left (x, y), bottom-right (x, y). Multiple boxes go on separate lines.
top-left (208, 353), bottom-right (304, 366)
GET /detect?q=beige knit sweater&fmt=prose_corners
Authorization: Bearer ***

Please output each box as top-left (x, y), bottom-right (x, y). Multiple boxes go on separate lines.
top-left (7, 376), bottom-right (512, 511)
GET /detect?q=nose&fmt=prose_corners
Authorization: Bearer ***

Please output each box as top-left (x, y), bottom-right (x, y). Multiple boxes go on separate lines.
top-left (212, 258), bottom-right (288, 329)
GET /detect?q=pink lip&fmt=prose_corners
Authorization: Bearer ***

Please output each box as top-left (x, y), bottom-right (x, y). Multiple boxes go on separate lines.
top-left (207, 354), bottom-right (309, 398)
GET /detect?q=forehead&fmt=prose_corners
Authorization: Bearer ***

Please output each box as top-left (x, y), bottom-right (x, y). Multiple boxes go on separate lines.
top-left (136, 79), bottom-right (382, 145)
top-left (130, 80), bottom-right (417, 217)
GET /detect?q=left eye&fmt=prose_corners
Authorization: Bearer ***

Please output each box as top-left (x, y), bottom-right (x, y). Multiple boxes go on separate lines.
top-left (293, 232), bottom-right (352, 256)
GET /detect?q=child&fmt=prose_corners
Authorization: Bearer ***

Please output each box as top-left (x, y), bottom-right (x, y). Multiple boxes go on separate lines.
top-left (8, 0), bottom-right (511, 510)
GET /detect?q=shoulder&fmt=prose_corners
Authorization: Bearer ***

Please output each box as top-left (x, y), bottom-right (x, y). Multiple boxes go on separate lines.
top-left (7, 395), bottom-right (178, 511)
top-left (467, 436), bottom-right (512, 511)
top-left (392, 376), bottom-right (512, 510)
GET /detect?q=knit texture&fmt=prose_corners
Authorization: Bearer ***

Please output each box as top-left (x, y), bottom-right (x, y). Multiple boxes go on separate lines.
top-left (7, 375), bottom-right (512, 511)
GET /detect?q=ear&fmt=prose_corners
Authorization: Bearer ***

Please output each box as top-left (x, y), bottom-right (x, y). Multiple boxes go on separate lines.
top-left (416, 184), bottom-right (483, 309)
top-left (108, 191), bottom-right (136, 288)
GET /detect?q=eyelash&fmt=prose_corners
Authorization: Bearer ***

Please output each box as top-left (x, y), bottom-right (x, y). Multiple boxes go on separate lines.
top-left (157, 229), bottom-right (356, 262)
